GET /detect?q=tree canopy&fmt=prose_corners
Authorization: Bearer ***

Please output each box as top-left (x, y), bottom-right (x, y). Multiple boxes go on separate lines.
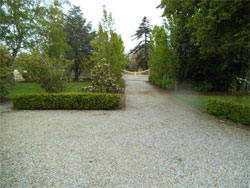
top-left (157, 0), bottom-right (249, 91)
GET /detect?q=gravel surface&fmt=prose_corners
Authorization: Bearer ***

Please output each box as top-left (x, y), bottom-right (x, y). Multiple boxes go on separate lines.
top-left (0, 80), bottom-right (249, 187)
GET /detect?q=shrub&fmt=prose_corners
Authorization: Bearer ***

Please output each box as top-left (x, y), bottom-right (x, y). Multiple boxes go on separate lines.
top-left (16, 51), bottom-right (73, 93)
top-left (82, 59), bottom-right (120, 93)
top-left (206, 98), bottom-right (249, 125)
top-left (0, 45), bottom-right (13, 98)
top-left (12, 93), bottom-right (121, 110)
top-left (195, 81), bottom-right (213, 92)
top-left (149, 76), bottom-right (176, 89)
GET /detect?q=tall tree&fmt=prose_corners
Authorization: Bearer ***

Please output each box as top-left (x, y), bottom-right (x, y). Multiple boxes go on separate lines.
top-left (148, 25), bottom-right (178, 89)
top-left (130, 17), bottom-right (152, 70)
top-left (0, 0), bottom-right (43, 58)
top-left (90, 6), bottom-right (127, 80)
top-left (39, 0), bottom-right (70, 58)
top-left (64, 6), bottom-right (96, 80)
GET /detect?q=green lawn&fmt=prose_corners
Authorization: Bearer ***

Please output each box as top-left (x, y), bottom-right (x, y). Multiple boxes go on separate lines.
top-left (172, 94), bottom-right (249, 113)
top-left (7, 82), bottom-right (91, 98)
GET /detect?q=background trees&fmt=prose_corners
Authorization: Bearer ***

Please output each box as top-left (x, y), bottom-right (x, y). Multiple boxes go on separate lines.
top-left (64, 6), bottom-right (96, 80)
top-left (157, 0), bottom-right (249, 91)
top-left (130, 17), bottom-right (152, 70)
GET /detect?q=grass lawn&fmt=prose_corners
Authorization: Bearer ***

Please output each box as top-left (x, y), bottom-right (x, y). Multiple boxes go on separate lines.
top-left (172, 94), bottom-right (249, 113)
top-left (7, 82), bottom-right (92, 98)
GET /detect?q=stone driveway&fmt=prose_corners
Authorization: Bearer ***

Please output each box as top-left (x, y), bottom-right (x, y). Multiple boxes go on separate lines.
top-left (0, 80), bottom-right (249, 187)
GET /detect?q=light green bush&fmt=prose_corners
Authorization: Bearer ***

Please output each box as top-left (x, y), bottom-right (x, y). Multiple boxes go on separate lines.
top-left (16, 51), bottom-right (73, 93)
top-left (206, 98), bottom-right (249, 125)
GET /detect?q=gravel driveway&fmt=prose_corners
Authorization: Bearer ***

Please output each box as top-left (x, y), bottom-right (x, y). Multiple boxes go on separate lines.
top-left (0, 80), bottom-right (249, 187)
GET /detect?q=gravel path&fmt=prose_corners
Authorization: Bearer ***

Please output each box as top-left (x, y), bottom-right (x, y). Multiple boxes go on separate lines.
top-left (0, 80), bottom-right (249, 187)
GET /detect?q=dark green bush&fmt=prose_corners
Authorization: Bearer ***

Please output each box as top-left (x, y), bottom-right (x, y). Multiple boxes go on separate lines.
top-left (195, 81), bottom-right (213, 92)
top-left (206, 98), bottom-right (249, 125)
top-left (149, 76), bottom-right (176, 89)
top-left (13, 93), bottom-right (121, 110)
top-left (0, 45), bottom-right (13, 98)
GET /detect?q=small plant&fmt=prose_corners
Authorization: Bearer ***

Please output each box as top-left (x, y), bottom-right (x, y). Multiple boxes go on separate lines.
top-left (82, 59), bottom-right (120, 93)
top-left (0, 45), bottom-right (13, 98)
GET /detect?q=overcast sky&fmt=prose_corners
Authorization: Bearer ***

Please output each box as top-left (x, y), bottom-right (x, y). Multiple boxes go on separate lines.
top-left (68, 0), bottom-right (164, 53)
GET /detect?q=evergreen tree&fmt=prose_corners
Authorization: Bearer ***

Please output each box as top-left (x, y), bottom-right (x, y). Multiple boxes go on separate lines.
top-left (130, 17), bottom-right (152, 70)
top-left (64, 5), bottom-right (96, 80)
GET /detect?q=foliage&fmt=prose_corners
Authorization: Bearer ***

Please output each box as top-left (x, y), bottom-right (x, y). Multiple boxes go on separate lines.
top-left (158, 0), bottom-right (249, 91)
top-left (0, 45), bottom-right (13, 98)
top-left (13, 93), bottom-right (121, 110)
top-left (0, 0), bottom-right (42, 57)
top-left (64, 5), bottom-right (96, 80)
top-left (130, 16), bottom-right (152, 70)
top-left (148, 25), bottom-right (178, 89)
top-left (16, 51), bottom-right (73, 93)
top-left (206, 98), bottom-right (249, 125)
top-left (82, 59), bottom-right (120, 93)
top-left (0, 0), bottom-right (70, 58)
top-left (90, 6), bottom-right (127, 80)
top-left (39, 1), bottom-right (71, 58)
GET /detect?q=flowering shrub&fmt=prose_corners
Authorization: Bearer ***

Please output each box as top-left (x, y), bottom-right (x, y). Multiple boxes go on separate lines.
top-left (82, 59), bottom-right (120, 93)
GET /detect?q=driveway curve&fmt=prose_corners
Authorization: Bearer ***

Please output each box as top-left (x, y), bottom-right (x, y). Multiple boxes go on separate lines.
top-left (0, 80), bottom-right (249, 187)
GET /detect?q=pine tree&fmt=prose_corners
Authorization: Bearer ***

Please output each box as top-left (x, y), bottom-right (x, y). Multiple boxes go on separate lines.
top-left (130, 17), bottom-right (152, 70)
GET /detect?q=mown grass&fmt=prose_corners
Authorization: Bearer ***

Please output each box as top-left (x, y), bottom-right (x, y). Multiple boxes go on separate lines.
top-left (172, 94), bottom-right (249, 113)
top-left (7, 82), bottom-right (91, 98)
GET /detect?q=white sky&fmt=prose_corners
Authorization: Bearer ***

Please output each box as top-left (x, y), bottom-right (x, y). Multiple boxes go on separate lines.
top-left (68, 0), bottom-right (164, 53)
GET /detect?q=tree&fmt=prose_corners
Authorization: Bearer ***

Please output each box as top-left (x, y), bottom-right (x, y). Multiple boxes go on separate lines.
top-left (64, 6), bottom-right (96, 80)
top-left (158, 0), bottom-right (249, 91)
top-left (0, 0), bottom-right (71, 58)
top-left (189, 0), bottom-right (249, 91)
top-left (0, 0), bottom-right (43, 58)
top-left (39, 0), bottom-right (71, 58)
top-left (90, 6), bottom-right (127, 80)
top-left (0, 45), bottom-right (13, 98)
top-left (130, 17), bottom-right (152, 70)
top-left (148, 25), bottom-right (178, 89)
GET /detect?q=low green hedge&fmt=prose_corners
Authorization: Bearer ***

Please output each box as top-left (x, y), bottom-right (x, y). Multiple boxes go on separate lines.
top-left (206, 98), bottom-right (249, 125)
top-left (12, 93), bottom-right (121, 110)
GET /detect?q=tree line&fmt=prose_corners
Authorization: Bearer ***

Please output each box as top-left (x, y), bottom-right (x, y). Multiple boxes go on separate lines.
top-left (132, 0), bottom-right (249, 91)
top-left (0, 0), bottom-right (126, 97)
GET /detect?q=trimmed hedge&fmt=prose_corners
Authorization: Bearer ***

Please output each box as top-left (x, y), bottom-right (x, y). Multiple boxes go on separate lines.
top-left (206, 98), bottom-right (250, 125)
top-left (12, 93), bottom-right (121, 110)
